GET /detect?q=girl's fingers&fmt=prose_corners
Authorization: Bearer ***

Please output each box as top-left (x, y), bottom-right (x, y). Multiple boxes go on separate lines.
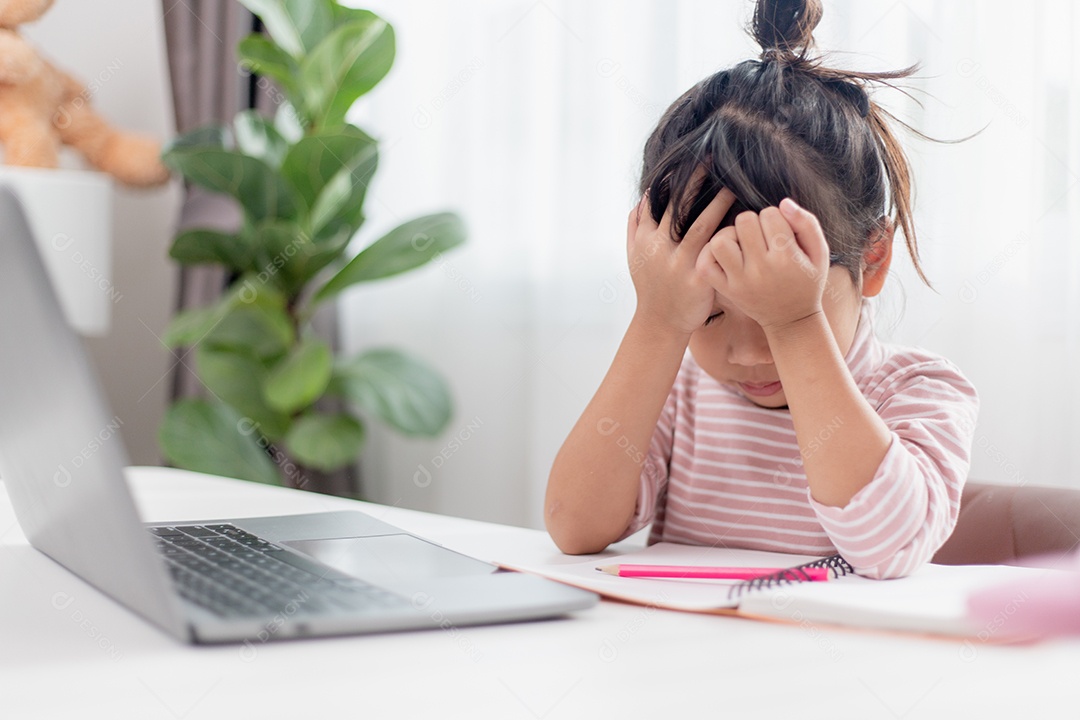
top-left (656, 195), bottom-right (676, 245)
top-left (707, 226), bottom-right (743, 273)
top-left (678, 186), bottom-right (738, 264)
top-left (733, 210), bottom-right (767, 262)
top-left (630, 193), bottom-right (656, 233)
top-left (757, 206), bottom-right (792, 253)
top-left (696, 241), bottom-right (728, 290)
top-left (778, 198), bottom-right (830, 268)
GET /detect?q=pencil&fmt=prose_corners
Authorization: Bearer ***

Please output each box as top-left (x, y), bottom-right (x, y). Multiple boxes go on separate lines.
top-left (594, 564), bottom-right (830, 581)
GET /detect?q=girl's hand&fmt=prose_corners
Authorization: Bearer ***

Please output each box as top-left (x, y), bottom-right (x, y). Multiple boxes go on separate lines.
top-left (627, 183), bottom-right (738, 335)
top-left (698, 198), bottom-right (831, 331)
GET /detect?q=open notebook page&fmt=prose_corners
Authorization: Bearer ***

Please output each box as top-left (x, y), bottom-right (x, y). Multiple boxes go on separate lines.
top-left (498, 542), bottom-right (1061, 636)
top-left (739, 562), bottom-right (1054, 636)
top-left (497, 542), bottom-right (833, 612)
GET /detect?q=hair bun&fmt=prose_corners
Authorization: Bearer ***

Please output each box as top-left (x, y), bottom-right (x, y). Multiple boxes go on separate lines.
top-left (751, 0), bottom-right (823, 58)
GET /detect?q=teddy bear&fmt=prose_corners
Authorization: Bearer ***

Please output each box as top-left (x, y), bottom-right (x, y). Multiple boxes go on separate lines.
top-left (0, 0), bottom-right (169, 187)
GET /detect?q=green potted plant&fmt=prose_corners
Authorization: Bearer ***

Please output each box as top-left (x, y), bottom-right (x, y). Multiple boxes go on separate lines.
top-left (157, 0), bottom-right (465, 487)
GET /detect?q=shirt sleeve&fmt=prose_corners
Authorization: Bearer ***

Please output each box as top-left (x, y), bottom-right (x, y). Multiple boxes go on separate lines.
top-left (808, 359), bottom-right (979, 579)
top-left (613, 370), bottom-right (680, 543)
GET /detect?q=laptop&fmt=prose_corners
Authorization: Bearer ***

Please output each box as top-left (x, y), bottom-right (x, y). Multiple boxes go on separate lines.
top-left (0, 186), bottom-right (597, 644)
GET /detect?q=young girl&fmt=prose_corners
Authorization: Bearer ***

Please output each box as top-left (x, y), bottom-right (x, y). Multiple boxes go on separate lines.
top-left (545, 0), bottom-right (978, 579)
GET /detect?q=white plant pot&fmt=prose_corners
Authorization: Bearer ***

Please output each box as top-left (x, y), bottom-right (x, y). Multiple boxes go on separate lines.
top-left (0, 166), bottom-right (114, 335)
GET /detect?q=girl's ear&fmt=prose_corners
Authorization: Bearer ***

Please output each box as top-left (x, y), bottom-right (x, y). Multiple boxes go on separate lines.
top-left (861, 220), bottom-right (894, 298)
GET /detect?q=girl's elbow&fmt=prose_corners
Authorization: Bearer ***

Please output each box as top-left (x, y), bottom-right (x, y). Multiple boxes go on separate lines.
top-left (552, 533), bottom-right (613, 557)
top-left (544, 504), bottom-right (618, 555)
top-left (849, 548), bottom-right (931, 580)
top-left (544, 472), bottom-right (639, 554)
top-left (550, 529), bottom-right (612, 556)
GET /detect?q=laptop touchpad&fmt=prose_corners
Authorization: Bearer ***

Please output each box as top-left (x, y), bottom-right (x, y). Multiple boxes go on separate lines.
top-left (283, 534), bottom-right (498, 589)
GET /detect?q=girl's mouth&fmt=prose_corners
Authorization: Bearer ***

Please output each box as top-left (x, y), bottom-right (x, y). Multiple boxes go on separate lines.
top-left (738, 380), bottom-right (783, 397)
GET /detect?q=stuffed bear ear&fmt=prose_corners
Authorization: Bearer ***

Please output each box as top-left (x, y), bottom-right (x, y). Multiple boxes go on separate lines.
top-left (1, 0), bottom-right (56, 27)
top-left (861, 220), bottom-right (894, 298)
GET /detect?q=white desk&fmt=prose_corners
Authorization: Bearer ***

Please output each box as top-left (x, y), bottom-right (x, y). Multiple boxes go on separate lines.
top-left (1, 467), bottom-right (1077, 719)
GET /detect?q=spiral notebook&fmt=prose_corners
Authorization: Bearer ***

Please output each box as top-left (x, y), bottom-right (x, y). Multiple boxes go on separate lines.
top-left (497, 542), bottom-right (1056, 637)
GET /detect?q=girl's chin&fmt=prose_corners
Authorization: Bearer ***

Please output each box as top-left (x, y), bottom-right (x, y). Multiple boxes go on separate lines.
top-left (747, 396), bottom-right (788, 409)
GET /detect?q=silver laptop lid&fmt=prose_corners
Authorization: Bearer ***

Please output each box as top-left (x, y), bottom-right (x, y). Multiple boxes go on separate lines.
top-left (0, 185), bottom-right (188, 640)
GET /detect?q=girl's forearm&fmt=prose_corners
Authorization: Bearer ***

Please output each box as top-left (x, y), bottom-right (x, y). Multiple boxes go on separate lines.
top-left (545, 312), bottom-right (690, 553)
top-left (763, 311), bottom-right (892, 508)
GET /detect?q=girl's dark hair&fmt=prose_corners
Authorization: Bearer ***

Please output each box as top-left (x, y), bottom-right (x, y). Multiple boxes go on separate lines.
top-left (639, 0), bottom-right (928, 286)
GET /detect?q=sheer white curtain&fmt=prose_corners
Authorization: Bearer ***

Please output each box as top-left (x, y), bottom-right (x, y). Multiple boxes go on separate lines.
top-left (845, 1), bottom-right (1080, 494)
top-left (341, 0), bottom-right (1080, 528)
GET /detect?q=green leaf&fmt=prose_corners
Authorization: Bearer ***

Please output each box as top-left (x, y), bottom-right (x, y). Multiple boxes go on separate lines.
top-left (203, 284), bottom-right (294, 360)
top-left (314, 212), bottom-right (466, 303)
top-left (163, 278), bottom-right (298, 353)
top-left (232, 273), bottom-right (288, 308)
top-left (309, 166), bottom-right (355, 235)
top-left (236, 34), bottom-right (301, 101)
top-left (331, 4), bottom-right (376, 25)
top-left (162, 142), bottom-right (298, 223)
top-left (329, 349), bottom-right (452, 436)
top-left (233, 110), bottom-right (289, 168)
top-left (243, 220), bottom-right (347, 294)
top-left (168, 124), bottom-right (229, 152)
top-left (280, 125), bottom-right (377, 216)
top-left (284, 412), bottom-right (365, 471)
top-left (236, 0), bottom-right (334, 57)
top-left (301, 16), bottom-right (395, 129)
top-left (264, 338), bottom-right (333, 413)
top-left (284, 0), bottom-right (333, 54)
top-left (196, 346), bottom-right (292, 440)
top-left (205, 304), bottom-right (293, 361)
top-left (159, 399), bottom-right (282, 485)
top-left (246, 220), bottom-right (314, 295)
top-left (169, 229), bottom-right (253, 270)
top-left (274, 100), bottom-right (307, 143)
top-left (162, 298), bottom-right (232, 348)
top-left (295, 226), bottom-right (353, 286)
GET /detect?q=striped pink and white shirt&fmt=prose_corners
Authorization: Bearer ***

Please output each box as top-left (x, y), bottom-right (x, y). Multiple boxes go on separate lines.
top-left (617, 304), bottom-right (979, 579)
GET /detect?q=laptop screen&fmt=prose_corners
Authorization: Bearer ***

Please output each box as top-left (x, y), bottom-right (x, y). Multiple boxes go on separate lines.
top-left (0, 185), bottom-right (186, 639)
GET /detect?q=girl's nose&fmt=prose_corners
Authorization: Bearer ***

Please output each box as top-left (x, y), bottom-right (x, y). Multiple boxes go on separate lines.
top-left (726, 316), bottom-right (774, 366)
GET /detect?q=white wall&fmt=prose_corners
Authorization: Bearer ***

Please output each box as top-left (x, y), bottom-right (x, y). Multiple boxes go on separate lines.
top-left (23, 0), bottom-right (181, 465)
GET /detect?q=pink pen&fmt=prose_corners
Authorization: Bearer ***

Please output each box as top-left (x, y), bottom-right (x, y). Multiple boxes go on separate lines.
top-left (595, 564), bottom-right (830, 581)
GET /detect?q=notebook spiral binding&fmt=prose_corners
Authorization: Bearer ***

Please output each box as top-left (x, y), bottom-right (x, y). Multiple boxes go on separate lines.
top-left (727, 554), bottom-right (855, 601)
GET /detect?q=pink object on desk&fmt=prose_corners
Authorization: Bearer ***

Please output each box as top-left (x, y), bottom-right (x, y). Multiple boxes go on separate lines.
top-left (595, 564), bottom-right (830, 581)
top-left (967, 552), bottom-right (1080, 639)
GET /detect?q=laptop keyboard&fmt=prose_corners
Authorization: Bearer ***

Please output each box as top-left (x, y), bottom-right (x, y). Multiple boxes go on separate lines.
top-left (148, 524), bottom-right (409, 619)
